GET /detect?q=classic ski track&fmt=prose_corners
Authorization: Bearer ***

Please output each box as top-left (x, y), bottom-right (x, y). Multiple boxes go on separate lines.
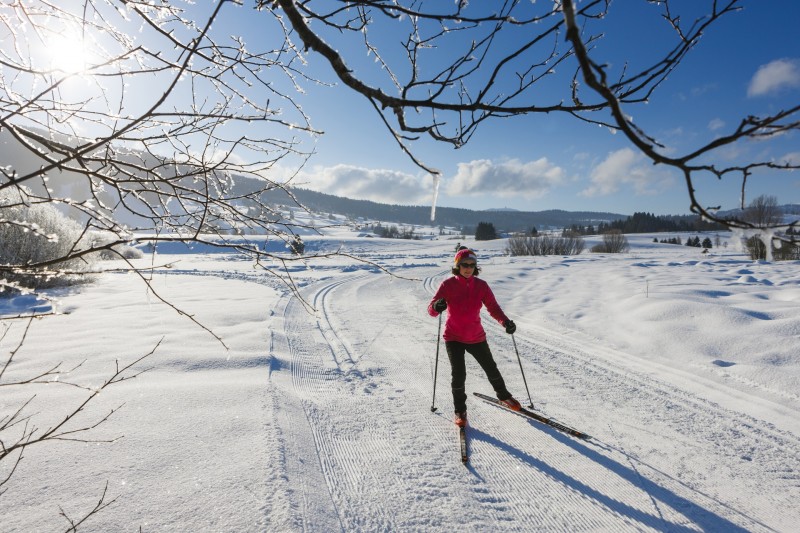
top-left (422, 270), bottom-right (449, 295)
top-left (150, 264), bottom-right (353, 529)
top-left (307, 273), bottom-right (372, 374)
top-left (266, 288), bottom-right (345, 532)
top-left (281, 271), bottom-right (407, 531)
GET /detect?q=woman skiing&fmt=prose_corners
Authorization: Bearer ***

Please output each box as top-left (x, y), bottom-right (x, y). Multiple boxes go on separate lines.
top-left (428, 248), bottom-right (520, 427)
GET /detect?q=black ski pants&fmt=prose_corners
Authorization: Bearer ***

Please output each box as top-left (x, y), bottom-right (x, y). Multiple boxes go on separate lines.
top-left (445, 340), bottom-right (511, 413)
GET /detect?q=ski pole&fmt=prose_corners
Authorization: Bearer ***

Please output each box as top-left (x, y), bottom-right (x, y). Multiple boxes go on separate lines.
top-left (511, 334), bottom-right (535, 409)
top-left (430, 313), bottom-right (442, 412)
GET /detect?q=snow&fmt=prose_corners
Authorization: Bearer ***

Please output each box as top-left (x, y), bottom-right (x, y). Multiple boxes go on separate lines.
top-left (2, 225), bottom-right (800, 532)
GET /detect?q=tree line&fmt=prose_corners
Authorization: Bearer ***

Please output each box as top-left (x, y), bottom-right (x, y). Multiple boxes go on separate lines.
top-left (563, 212), bottom-right (724, 236)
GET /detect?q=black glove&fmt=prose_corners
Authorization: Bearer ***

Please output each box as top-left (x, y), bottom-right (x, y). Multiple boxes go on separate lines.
top-left (503, 320), bottom-right (516, 334)
top-left (433, 298), bottom-right (447, 313)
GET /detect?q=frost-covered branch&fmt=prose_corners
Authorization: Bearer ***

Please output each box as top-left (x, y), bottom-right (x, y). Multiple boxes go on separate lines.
top-left (266, 0), bottom-right (798, 239)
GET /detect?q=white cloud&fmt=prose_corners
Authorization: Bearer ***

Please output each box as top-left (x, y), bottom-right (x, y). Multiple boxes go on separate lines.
top-left (299, 164), bottom-right (433, 204)
top-left (708, 118), bottom-right (726, 131)
top-left (748, 59), bottom-right (800, 97)
top-left (781, 152), bottom-right (800, 166)
top-left (446, 158), bottom-right (565, 198)
top-left (580, 148), bottom-right (673, 197)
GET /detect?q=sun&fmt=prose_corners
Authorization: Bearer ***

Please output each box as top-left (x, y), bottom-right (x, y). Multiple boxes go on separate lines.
top-left (46, 32), bottom-right (95, 75)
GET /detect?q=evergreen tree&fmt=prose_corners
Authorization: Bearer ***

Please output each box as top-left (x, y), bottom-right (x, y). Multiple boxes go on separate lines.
top-left (289, 234), bottom-right (305, 255)
top-left (475, 221), bottom-right (498, 240)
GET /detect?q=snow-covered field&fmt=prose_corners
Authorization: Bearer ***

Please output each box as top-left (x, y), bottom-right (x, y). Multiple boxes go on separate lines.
top-left (2, 224), bottom-right (799, 532)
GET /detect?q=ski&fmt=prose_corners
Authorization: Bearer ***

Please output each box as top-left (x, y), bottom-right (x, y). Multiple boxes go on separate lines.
top-left (459, 426), bottom-right (468, 464)
top-left (473, 392), bottom-right (591, 440)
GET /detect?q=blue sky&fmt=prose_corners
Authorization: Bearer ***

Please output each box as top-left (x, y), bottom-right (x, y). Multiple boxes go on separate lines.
top-left (227, 1), bottom-right (798, 216)
top-left (11, 1), bottom-right (797, 218)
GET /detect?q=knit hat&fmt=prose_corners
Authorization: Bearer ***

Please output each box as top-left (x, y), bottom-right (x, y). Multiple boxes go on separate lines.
top-left (454, 248), bottom-right (477, 265)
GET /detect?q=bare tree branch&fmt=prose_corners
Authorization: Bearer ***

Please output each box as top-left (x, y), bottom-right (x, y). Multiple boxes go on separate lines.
top-left (0, 341), bottom-right (158, 464)
top-left (265, 0), bottom-right (797, 240)
top-left (59, 481), bottom-right (118, 533)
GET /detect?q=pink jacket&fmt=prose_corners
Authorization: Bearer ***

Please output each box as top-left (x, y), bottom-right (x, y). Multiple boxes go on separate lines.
top-left (428, 275), bottom-right (509, 344)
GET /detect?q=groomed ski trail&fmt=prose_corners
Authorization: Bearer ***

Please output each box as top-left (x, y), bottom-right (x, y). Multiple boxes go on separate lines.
top-left (6, 239), bottom-right (798, 532)
top-left (263, 265), bottom-right (798, 532)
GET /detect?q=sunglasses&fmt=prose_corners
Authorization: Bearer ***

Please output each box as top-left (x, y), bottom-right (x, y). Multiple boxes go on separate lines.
top-left (459, 262), bottom-right (477, 268)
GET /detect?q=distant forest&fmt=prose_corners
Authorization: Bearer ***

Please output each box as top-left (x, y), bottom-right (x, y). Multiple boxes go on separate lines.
top-left (564, 212), bottom-right (725, 236)
top-left (262, 187), bottom-right (725, 235)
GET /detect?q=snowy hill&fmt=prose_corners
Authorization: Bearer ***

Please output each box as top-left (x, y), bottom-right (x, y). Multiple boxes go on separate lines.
top-left (2, 226), bottom-right (799, 531)
top-left (259, 186), bottom-right (627, 233)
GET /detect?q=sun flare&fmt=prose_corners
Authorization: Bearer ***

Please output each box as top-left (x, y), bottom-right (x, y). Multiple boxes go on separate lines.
top-left (47, 33), bottom-right (94, 74)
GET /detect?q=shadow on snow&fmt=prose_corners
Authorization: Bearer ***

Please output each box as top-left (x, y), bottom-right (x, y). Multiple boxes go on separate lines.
top-left (468, 426), bottom-right (761, 532)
